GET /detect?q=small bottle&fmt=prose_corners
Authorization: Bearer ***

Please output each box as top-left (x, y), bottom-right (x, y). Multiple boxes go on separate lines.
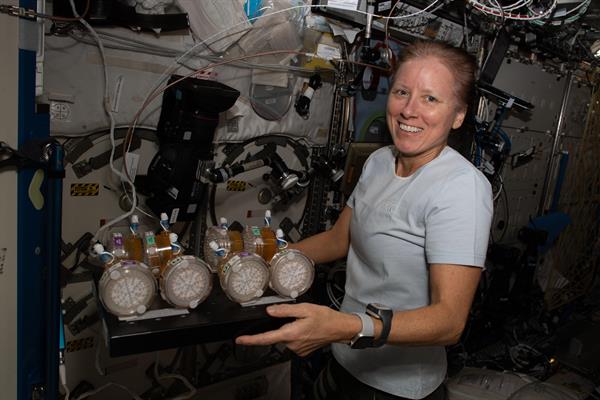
top-left (264, 210), bottom-right (272, 227)
top-left (155, 212), bottom-right (173, 270)
top-left (219, 216), bottom-right (244, 253)
top-left (210, 240), bottom-right (228, 284)
top-left (276, 229), bottom-right (288, 251)
top-left (125, 215), bottom-right (143, 262)
top-left (144, 231), bottom-right (161, 276)
top-left (209, 240), bottom-right (226, 258)
top-left (219, 217), bottom-right (229, 229)
top-left (170, 233), bottom-right (182, 256)
top-left (93, 243), bottom-right (115, 268)
top-left (260, 210), bottom-right (277, 262)
top-left (159, 212), bottom-right (170, 231)
top-left (111, 232), bottom-right (127, 260)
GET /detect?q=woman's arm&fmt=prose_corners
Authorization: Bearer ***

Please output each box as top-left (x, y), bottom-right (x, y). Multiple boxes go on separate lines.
top-left (372, 264), bottom-right (481, 346)
top-left (287, 206), bottom-right (352, 264)
top-left (236, 263), bottom-right (481, 356)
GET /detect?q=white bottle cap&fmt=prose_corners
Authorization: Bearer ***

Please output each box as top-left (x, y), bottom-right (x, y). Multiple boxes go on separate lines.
top-left (219, 217), bottom-right (228, 226)
top-left (93, 243), bottom-right (105, 255)
top-left (276, 229), bottom-right (284, 239)
top-left (131, 214), bottom-right (139, 224)
top-left (160, 212), bottom-right (169, 222)
top-left (265, 210), bottom-right (271, 219)
top-left (169, 233), bottom-right (178, 243)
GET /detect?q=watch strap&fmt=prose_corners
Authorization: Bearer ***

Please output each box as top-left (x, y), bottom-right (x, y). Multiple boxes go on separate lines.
top-left (367, 304), bottom-right (393, 347)
top-left (350, 312), bottom-right (374, 348)
top-left (352, 312), bottom-right (374, 337)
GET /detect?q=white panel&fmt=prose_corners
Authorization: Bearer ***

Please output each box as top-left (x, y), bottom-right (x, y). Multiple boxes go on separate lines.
top-left (0, 1), bottom-right (20, 398)
top-left (44, 27), bottom-right (331, 146)
top-left (60, 137), bottom-right (159, 245)
top-left (488, 59), bottom-right (568, 244)
top-left (45, 32), bottom-right (169, 135)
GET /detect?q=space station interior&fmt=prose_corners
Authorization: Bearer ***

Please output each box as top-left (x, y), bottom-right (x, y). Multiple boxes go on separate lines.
top-left (1, 0), bottom-right (600, 399)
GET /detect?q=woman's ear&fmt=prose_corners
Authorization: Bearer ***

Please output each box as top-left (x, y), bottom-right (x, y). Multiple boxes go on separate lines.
top-left (452, 107), bottom-right (467, 130)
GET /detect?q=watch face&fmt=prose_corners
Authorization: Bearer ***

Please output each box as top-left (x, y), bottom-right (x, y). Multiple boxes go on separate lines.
top-left (351, 335), bottom-right (374, 349)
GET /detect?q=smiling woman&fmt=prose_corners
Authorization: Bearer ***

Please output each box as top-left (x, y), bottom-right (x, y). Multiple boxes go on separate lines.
top-left (387, 42), bottom-right (476, 176)
top-left (236, 41), bottom-right (493, 400)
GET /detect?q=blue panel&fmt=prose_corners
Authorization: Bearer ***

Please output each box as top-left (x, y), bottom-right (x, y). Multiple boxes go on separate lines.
top-left (17, 43), bottom-right (51, 400)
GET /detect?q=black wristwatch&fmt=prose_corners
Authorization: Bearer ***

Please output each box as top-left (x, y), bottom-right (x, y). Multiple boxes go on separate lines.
top-left (350, 303), bottom-right (393, 349)
top-left (367, 303), bottom-right (393, 347)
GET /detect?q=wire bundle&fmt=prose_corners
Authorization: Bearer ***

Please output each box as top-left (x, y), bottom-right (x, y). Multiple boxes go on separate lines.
top-left (467, 0), bottom-right (558, 21)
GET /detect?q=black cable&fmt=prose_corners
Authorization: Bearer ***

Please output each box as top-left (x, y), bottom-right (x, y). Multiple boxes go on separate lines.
top-left (167, 348), bottom-right (183, 372)
top-left (73, 248), bottom-right (82, 268)
top-left (209, 184), bottom-right (218, 227)
top-left (497, 183), bottom-right (509, 242)
top-left (190, 187), bottom-right (209, 258)
top-left (490, 181), bottom-right (510, 244)
top-left (47, 21), bottom-right (77, 36)
top-left (221, 134), bottom-right (310, 170)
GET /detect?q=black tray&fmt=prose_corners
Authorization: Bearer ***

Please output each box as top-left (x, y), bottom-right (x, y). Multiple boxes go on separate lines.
top-left (97, 276), bottom-right (297, 357)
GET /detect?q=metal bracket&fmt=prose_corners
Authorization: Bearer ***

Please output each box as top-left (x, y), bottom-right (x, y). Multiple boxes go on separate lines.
top-left (0, 139), bottom-right (56, 171)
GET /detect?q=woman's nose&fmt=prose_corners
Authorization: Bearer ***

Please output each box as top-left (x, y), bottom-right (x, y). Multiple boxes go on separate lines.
top-left (400, 96), bottom-right (418, 118)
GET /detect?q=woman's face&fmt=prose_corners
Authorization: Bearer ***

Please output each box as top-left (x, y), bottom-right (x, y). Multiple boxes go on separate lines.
top-left (387, 56), bottom-right (466, 165)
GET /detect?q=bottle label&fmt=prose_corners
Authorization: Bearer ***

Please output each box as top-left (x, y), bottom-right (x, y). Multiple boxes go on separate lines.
top-left (113, 233), bottom-right (124, 248)
top-left (304, 86), bottom-right (315, 100)
top-left (222, 262), bottom-right (230, 276)
top-left (145, 234), bottom-right (156, 246)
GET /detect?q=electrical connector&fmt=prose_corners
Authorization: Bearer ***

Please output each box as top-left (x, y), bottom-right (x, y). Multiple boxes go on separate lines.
top-left (0, 4), bottom-right (37, 20)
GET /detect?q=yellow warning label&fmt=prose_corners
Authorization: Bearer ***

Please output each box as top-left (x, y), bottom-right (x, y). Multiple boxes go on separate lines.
top-left (66, 336), bottom-right (95, 353)
top-left (70, 183), bottom-right (99, 196)
top-left (226, 180), bottom-right (247, 192)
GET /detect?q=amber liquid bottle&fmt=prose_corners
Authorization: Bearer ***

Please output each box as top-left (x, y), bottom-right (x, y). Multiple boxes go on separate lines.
top-left (260, 210), bottom-right (277, 262)
top-left (155, 213), bottom-right (173, 273)
top-left (124, 215), bottom-right (144, 262)
top-left (144, 231), bottom-right (162, 276)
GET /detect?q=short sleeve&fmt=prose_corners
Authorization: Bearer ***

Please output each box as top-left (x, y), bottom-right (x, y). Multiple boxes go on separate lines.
top-left (346, 147), bottom-right (387, 210)
top-left (425, 170), bottom-right (493, 267)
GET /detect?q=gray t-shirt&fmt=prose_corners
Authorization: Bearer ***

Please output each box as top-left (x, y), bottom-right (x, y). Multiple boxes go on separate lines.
top-left (332, 145), bottom-right (493, 399)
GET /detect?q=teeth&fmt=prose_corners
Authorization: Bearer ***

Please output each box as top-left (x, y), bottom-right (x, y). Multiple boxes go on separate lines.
top-left (398, 123), bottom-right (422, 133)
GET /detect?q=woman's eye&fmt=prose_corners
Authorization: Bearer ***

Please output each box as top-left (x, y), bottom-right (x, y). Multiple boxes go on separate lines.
top-left (394, 89), bottom-right (408, 96)
top-left (425, 95), bottom-right (437, 103)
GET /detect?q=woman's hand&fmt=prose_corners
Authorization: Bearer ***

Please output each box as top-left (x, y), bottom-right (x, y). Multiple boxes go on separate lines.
top-left (235, 303), bottom-right (359, 357)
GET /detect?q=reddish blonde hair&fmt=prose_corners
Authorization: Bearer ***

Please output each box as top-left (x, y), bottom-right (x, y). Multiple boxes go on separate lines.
top-left (395, 40), bottom-right (477, 110)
